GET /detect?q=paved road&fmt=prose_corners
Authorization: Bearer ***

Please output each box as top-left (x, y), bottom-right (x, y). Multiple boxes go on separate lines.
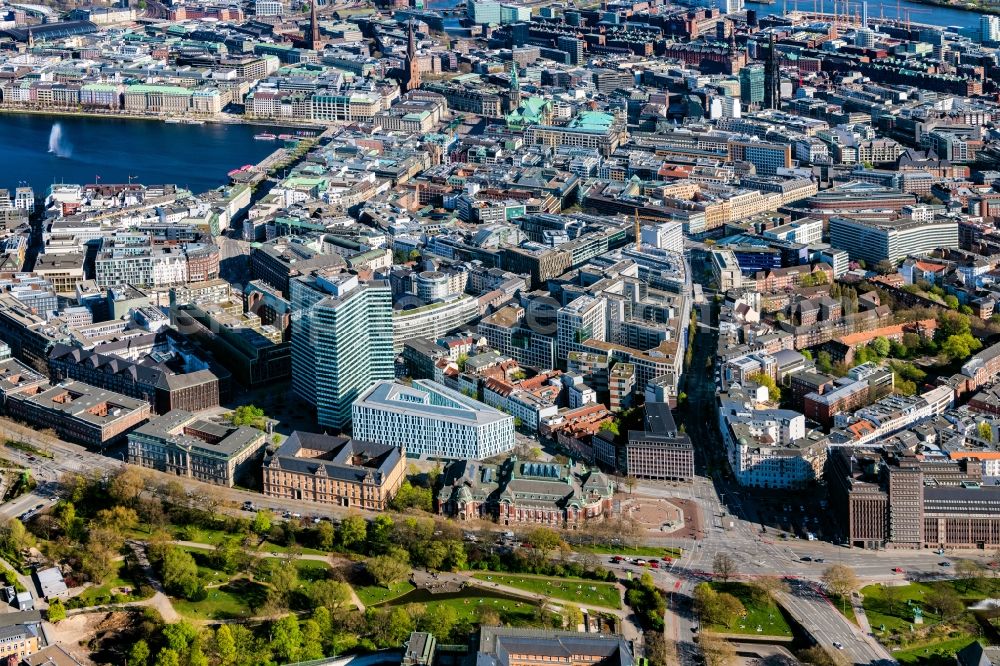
top-left (777, 581), bottom-right (894, 665)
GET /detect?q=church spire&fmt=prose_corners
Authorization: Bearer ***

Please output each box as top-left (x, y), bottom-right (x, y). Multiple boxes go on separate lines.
top-left (404, 21), bottom-right (420, 91)
top-left (309, 0), bottom-right (320, 50)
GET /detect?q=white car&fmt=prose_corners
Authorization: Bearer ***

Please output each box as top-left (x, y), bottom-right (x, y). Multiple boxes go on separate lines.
top-left (832, 642), bottom-right (844, 650)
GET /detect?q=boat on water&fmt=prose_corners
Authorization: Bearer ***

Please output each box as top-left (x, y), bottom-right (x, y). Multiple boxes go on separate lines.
top-left (164, 118), bottom-right (184, 124)
top-left (183, 119), bottom-right (206, 125)
top-left (253, 132), bottom-right (277, 141)
top-left (228, 164), bottom-right (257, 177)
top-left (278, 133), bottom-right (296, 140)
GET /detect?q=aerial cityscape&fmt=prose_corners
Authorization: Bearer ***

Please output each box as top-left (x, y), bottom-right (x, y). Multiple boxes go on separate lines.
top-left (0, 0), bottom-right (998, 663)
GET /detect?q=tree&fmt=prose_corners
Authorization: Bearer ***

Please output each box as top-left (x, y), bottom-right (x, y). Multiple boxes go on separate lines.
top-left (367, 514), bottom-right (394, 554)
top-left (871, 336), bottom-right (891, 357)
top-left (925, 586), bottom-right (963, 619)
top-left (214, 537), bottom-right (250, 574)
top-left (563, 603), bottom-right (584, 629)
top-left (268, 562), bottom-right (299, 609)
top-left (944, 295), bottom-right (960, 310)
top-left (215, 626), bottom-right (236, 666)
top-left (821, 565), bottom-right (858, 598)
top-left (316, 520), bottom-right (335, 551)
top-left (189, 644), bottom-right (209, 666)
top-left (751, 576), bottom-right (788, 602)
top-left (109, 466), bottom-right (147, 503)
top-left (821, 565), bottom-right (858, 612)
top-left (47, 599), bottom-right (66, 623)
top-left (937, 310), bottom-right (972, 340)
top-left (129, 640), bottom-right (151, 666)
top-left (0, 518), bottom-right (33, 554)
top-left (699, 633), bottom-right (736, 666)
top-left (941, 333), bottom-right (982, 361)
top-left (311, 579), bottom-right (352, 611)
top-left (300, 619), bottom-right (325, 661)
top-left (271, 615), bottom-right (302, 663)
top-left (339, 515), bottom-right (367, 551)
top-left (979, 422), bottom-right (993, 442)
top-left (956, 559), bottom-right (985, 591)
top-left (527, 526), bottom-right (562, 560)
top-left (367, 554), bottom-right (410, 588)
top-left (882, 583), bottom-right (903, 614)
top-left (162, 621), bottom-right (197, 653)
top-left (419, 604), bottom-right (458, 639)
top-left (798, 646), bottom-right (847, 666)
top-left (160, 547), bottom-right (202, 600)
top-left (95, 506), bottom-right (139, 533)
top-left (154, 649), bottom-right (181, 666)
top-left (390, 481), bottom-right (433, 512)
top-left (875, 259), bottom-right (897, 275)
top-left (816, 351), bottom-right (833, 374)
top-left (714, 592), bottom-right (746, 628)
top-left (713, 552), bottom-right (737, 582)
top-left (226, 404), bottom-right (267, 430)
top-left (252, 510), bottom-right (272, 537)
top-left (748, 372), bottom-right (780, 402)
top-left (422, 541), bottom-right (448, 570)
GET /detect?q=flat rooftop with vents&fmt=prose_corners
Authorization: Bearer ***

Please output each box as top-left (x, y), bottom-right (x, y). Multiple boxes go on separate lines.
top-left (127, 409), bottom-right (266, 487)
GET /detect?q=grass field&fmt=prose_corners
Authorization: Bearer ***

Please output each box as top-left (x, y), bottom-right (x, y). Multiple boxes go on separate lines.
top-left (173, 578), bottom-right (268, 621)
top-left (415, 595), bottom-right (552, 624)
top-left (181, 546), bottom-right (232, 586)
top-left (892, 637), bottom-right (981, 665)
top-left (472, 573), bottom-right (621, 609)
top-left (294, 559), bottom-right (333, 582)
top-left (862, 582), bottom-right (941, 635)
top-left (861, 581), bottom-right (982, 659)
top-left (67, 561), bottom-right (150, 608)
top-left (828, 593), bottom-right (858, 626)
top-left (576, 545), bottom-right (682, 559)
top-left (355, 580), bottom-right (416, 606)
top-left (705, 582), bottom-right (793, 637)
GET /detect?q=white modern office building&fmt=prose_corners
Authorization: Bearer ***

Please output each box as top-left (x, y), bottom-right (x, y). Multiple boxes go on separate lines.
top-left (352, 379), bottom-right (515, 460)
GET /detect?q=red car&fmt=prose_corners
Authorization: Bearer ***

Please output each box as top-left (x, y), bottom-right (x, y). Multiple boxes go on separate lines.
top-left (893, 567), bottom-right (905, 573)
top-left (650, 561), bottom-right (660, 569)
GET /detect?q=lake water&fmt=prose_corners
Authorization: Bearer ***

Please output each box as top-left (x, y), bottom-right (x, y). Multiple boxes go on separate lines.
top-left (0, 113), bottom-right (284, 196)
top-left (752, 0), bottom-right (985, 30)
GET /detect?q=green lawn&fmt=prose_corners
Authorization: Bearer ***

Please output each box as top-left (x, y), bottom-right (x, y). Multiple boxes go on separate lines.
top-left (706, 582), bottom-right (793, 637)
top-left (472, 572), bottom-right (621, 609)
top-left (67, 560), bottom-right (150, 609)
top-left (355, 580), bottom-right (416, 606)
top-left (415, 595), bottom-right (555, 625)
top-left (893, 637), bottom-right (981, 665)
top-left (259, 541), bottom-right (327, 556)
top-left (861, 581), bottom-right (983, 658)
top-left (576, 545), bottom-right (682, 559)
top-left (294, 559), bottom-right (332, 582)
top-left (173, 578), bottom-right (268, 621)
top-left (828, 593), bottom-right (858, 626)
top-left (180, 547), bottom-right (231, 587)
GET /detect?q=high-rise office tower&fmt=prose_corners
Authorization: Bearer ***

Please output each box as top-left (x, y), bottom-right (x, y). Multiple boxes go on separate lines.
top-left (290, 271), bottom-right (393, 430)
top-left (764, 33), bottom-right (781, 110)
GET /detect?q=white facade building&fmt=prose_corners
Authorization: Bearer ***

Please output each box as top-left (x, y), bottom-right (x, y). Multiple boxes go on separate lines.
top-left (352, 379), bottom-right (515, 459)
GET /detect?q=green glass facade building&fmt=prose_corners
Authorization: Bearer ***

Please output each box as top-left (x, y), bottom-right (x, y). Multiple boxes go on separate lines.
top-left (290, 271), bottom-right (393, 430)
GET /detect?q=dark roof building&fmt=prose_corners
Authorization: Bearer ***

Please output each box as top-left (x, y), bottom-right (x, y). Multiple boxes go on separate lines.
top-left (1, 21), bottom-right (98, 42)
top-left (476, 626), bottom-right (633, 666)
top-left (263, 431), bottom-right (406, 510)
